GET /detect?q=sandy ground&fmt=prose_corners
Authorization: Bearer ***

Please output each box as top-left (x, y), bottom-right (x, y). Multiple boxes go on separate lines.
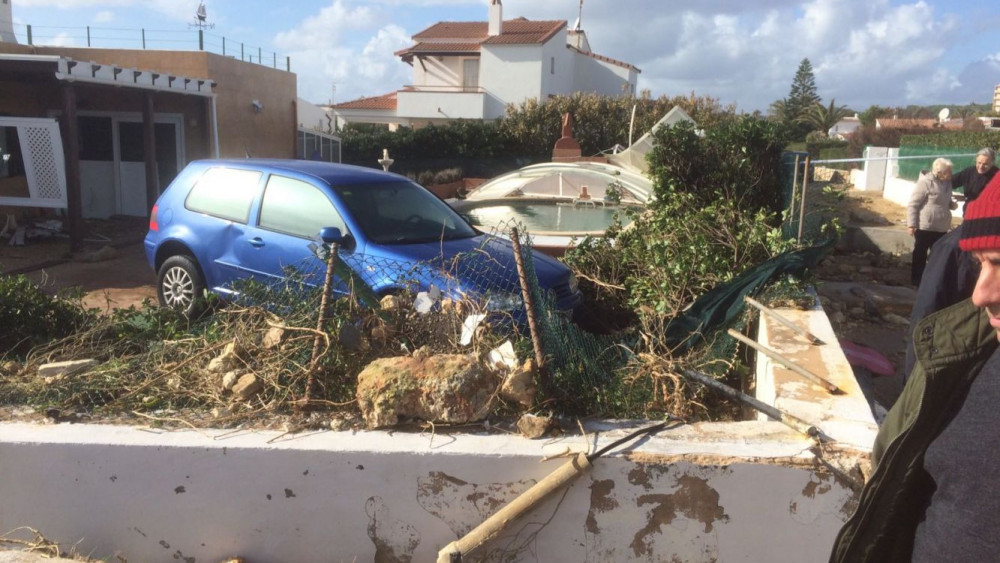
top-left (0, 216), bottom-right (156, 313)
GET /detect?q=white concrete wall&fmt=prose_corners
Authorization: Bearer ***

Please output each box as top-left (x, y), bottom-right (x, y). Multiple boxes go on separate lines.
top-left (412, 55), bottom-right (463, 89)
top-left (396, 90), bottom-right (487, 120)
top-left (572, 53), bottom-right (636, 96)
top-left (296, 98), bottom-right (332, 133)
top-left (0, 299), bottom-right (873, 563)
top-left (481, 44), bottom-right (543, 107)
top-left (0, 419), bottom-right (861, 563)
top-left (540, 32), bottom-right (574, 97)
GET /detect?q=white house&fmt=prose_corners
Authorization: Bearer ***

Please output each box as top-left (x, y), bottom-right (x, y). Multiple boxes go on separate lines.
top-left (827, 114), bottom-right (860, 140)
top-left (332, 0), bottom-right (639, 129)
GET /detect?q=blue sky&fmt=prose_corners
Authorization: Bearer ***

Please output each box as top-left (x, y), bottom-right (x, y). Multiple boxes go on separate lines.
top-left (7, 0), bottom-right (1000, 114)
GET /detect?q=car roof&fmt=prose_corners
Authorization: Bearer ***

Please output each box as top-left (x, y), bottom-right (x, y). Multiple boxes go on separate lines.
top-left (189, 158), bottom-right (409, 185)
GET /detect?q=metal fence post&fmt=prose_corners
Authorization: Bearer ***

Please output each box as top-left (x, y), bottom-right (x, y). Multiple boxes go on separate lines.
top-left (142, 28), bottom-right (146, 49)
top-left (258, 47), bottom-right (262, 65)
top-left (26, 25), bottom-right (32, 45)
top-left (222, 36), bottom-right (226, 56)
top-left (790, 153), bottom-right (801, 235)
top-left (797, 156), bottom-right (811, 244)
top-left (241, 42), bottom-right (244, 61)
top-left (510, 227), bottom-right (548, 385)
top-left (86, 26), bottom-right (91, 47)
top-left (273, 52), bottom-right (276, 68)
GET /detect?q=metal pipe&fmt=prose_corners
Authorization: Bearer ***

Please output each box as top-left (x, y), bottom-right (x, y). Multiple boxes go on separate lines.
top-left (789, 153), bottom-right (800, 232)
top-left (437, 453), bottom-right (591, 563)
top-left (727, 329), bottom-right (842, 394)
top-left (210, 95), bottom-right (220, 158)
top-left (678, 367), bottom-right (819, 438)
top-left (744, 296), bottom-right (824, 345)
top-left (797, 156), bottom-right (810, 244)
top-left (510, 227), bottom-right (547, 378)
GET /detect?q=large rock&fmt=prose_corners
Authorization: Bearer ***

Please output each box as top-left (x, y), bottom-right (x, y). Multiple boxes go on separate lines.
top-left (206, 340), bottom-right (241, 373)
top-left (356, 354), bottom-right (496, 428)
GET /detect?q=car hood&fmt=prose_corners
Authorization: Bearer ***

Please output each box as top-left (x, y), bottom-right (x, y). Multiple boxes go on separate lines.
top-left (365, 234), bottom-right (570, 288)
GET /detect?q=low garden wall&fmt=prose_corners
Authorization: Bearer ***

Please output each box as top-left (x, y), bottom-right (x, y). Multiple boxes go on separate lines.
top-left (0, 297), bottom-right (874, 562)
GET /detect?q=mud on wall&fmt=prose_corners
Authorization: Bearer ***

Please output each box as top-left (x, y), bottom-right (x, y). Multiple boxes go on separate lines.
top-left (0, 424), bottom-right (858, 563)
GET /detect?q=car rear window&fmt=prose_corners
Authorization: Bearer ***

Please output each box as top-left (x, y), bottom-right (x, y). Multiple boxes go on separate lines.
top-left (185, 167), bottom-right (261, 223)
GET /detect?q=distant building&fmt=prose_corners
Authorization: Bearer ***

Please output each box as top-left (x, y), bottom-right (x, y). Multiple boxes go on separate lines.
top-left (994, 83), bottom-right (1000, 114)
top-left (331, 0), bottom-right (639, 129)
top-left (0, 0), bottom-right (339, 251)
top-left (827, 115), bottom-right (860, 140)
top-left (979, 116), bottom-right (1000, 130)
top-left (874, 117), bottom-right (962, 130)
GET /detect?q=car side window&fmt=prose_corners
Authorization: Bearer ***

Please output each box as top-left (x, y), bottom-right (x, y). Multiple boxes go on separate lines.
top-left (184, 167), bottom-right (261, 223)
top-left (259, 175), bottom-right (346, 239)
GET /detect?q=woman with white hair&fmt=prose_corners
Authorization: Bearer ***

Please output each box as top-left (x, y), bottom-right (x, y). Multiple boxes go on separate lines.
top-left (952, 147), bottom-right (998, 214)
top-left (907, 157), bottom-right (957, 286)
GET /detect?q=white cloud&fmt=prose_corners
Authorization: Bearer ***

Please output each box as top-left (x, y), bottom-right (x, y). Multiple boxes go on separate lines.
top-left (277, 1), bottom-right (411, 105)
top-left (274, 1), bottom-right (378, 50)
top-left (15, 0), bottom-right (131, 6)
top-left (92, 10), bottom-right (114, 23)
top-left (494, 0), bottom-right (987, 111)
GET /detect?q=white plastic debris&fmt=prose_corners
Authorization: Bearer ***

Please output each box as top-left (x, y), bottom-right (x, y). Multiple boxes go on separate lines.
top-left (413, 285), bottom-right (443, 315)
top-left (488, 340), bottom-right (517, 371)
top-left (460, 313), bottom-right (487, 346)
top-left (413, 292), bottom-right (434, 314)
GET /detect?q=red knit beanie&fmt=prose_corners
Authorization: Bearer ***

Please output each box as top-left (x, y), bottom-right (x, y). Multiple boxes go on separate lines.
top-left (961, 172), bottom-right (1000, 252)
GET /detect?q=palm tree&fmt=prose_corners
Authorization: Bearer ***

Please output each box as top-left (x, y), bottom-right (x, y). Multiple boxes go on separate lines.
top-left (797, 99), bottom-right (852, 136)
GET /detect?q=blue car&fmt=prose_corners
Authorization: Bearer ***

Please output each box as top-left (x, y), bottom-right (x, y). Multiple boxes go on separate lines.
top-left (144, 159), bottom-right (581, 317)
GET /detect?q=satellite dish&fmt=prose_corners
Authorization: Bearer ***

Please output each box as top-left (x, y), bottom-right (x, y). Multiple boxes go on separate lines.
top-left (938, 107), bottom-right (950, 123)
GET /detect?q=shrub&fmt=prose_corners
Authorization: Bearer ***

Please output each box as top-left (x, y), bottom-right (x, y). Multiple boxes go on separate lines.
top-left (0, 275), bottom-right (95, 358)
top-left (566, 114), bottom-right (794, 337)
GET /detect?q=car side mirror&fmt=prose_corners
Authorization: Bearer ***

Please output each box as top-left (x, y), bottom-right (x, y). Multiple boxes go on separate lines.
top-left (318, 226), bottom-right (354, 251)
top-left (319, 227), bottom-right (345, 244)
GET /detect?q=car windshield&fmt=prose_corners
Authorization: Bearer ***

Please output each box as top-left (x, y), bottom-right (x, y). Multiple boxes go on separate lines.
top-left (333, 181), bottom-right (479, 244)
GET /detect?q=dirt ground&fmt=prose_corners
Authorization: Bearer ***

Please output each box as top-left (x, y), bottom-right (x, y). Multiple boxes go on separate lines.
top-left (0, 216), bottom-right (156, 313)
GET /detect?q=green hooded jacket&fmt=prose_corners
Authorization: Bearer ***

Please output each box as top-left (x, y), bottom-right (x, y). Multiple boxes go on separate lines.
top-left (830, 298), bottom-right (997, 562)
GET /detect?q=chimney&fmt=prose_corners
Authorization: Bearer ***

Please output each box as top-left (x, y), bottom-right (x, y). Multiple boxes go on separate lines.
top-left (0, 0), bottom-right (17, 43)
top-left (488, 0), bottom-right (503, 37)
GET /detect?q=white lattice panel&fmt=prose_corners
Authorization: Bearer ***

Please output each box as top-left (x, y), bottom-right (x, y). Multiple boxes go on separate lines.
top-left (0, 117), bottom-right (67, 209)
top-left (23, 126), bottom-right (63, 201)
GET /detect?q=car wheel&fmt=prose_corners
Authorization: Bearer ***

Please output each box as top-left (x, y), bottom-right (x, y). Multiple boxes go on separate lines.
top-left (157, 255), bottom-right (206, 317)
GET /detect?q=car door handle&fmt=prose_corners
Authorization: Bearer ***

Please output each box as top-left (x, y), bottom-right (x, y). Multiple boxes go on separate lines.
top-left (248, 237), bottom-right (265, 248)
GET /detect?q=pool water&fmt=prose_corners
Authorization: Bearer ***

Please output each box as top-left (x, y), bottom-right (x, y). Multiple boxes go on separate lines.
top-left (462, 201), bottom-right (634, 234)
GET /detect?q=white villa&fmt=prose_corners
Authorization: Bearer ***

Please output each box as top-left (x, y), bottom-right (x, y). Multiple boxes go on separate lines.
top-left (331, 0), bottom-right (639, 129)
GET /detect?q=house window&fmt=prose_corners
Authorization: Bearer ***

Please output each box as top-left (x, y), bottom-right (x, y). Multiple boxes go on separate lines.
top-left (551, 57), bottom-right (555, 75)
top-left (463, 59), bottom-right (479, 91)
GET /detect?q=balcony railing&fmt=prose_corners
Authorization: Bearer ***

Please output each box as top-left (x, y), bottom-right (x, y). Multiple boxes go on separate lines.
top-left (402, 84), bottom-right (486, 94)
top-left (10, 22), bottom-right (291, 72)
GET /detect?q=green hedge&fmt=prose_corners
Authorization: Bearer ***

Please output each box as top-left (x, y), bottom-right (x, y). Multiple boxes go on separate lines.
top-left (339, 92), bottom-right (741, 182)
top-left (897, 131), bottom-right (1000, 181)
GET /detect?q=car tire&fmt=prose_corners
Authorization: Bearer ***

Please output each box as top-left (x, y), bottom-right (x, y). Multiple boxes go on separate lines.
top-left (157, 255), bottom-right (207, 318)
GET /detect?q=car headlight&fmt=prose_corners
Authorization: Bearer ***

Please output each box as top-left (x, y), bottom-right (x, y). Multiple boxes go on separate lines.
top-left (485, 292), bottom-right (524, 312)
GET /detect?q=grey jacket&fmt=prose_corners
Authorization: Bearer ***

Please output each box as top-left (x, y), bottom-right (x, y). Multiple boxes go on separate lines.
top-left (907, 172), bottom-right (953, 232)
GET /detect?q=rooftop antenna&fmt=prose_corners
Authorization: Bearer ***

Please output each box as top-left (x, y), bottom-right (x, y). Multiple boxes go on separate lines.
top-left (189, 2), bottom-right (215, 30)
top-left (574, 0), bottom-right (584, 30)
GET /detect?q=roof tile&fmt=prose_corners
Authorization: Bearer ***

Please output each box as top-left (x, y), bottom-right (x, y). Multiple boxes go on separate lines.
top-left (333, 92), bottom-right (397, 110)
